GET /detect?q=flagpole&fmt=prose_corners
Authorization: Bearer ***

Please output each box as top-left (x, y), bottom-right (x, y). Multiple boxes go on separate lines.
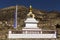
top-left (14, 5), bottom-right (18, 29)
top-left (16, 5), bottom-right (17, 29)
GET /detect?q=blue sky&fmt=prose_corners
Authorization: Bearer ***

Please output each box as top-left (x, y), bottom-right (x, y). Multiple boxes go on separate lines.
top-left (0, 0), bottom-right (60, 11)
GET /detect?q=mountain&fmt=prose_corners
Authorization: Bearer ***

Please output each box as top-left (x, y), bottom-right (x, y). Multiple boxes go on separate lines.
top-left (0, 5), bottom-right (60, 29)
top-left (0, 5), bottom-right (60, 39)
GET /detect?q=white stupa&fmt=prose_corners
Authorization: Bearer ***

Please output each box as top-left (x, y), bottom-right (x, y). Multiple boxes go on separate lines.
top-left (8, 5), bottom-right (56, 39)
top-left (22, 5), bottom-right (41, 34)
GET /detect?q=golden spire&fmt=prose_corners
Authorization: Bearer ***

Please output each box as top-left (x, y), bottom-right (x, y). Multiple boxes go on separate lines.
top-left (30, 5), bottom-right (32, 12)
top-left (27, 5), bottom-right (35, 18)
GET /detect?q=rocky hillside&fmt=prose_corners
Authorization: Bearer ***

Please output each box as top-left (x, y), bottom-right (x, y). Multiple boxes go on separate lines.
top-left (0, 5), bottom-right (60, 39)
top-left (0, 5), bottom-right (60, 30)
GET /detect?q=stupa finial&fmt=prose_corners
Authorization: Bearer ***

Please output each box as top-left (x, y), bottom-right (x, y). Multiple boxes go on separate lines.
top-left (30, 5), bottom-right (32, 12)
top-left (27, 5), bottom-right (35, 18)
